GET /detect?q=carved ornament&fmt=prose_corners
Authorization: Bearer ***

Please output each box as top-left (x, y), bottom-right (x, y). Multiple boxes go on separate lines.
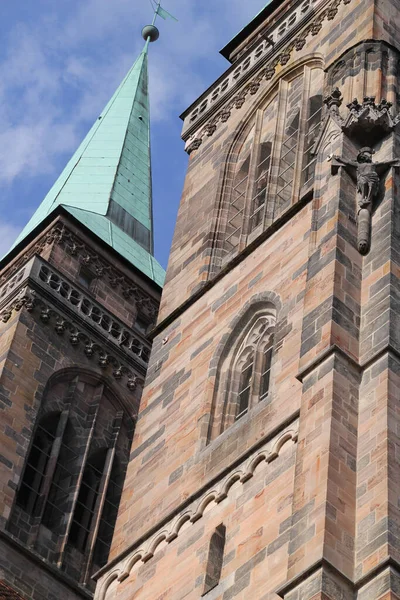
top-left (185, 0), bottom-right (355, 154)
top-left (326, 88), bottom-right (400, 255)
top-left (0, 223), bottom-right (159, 321)
top-left (324, 88), bottom-right (400, 145)
top-left (0, 286), bottom-right (143, 393)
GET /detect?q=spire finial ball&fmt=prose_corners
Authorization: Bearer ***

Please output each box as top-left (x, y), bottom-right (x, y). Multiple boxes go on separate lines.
top-left (142, 25), bottom-right (160, 42)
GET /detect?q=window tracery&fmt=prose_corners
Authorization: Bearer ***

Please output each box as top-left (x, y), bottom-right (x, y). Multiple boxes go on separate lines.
top-left (229, 314), bottom-right (275, 423)
top-left (219, 65), bottom-right (324, 266)
top-left (9, 371), bottom-right (132, 590)
top-left (208, 305), bottom-right (277, 441)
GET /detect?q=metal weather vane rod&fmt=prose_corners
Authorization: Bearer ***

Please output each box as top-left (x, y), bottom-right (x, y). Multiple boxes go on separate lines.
top-left (142, 0), bottom-right (178, 42)
top-left (151, 0), bottom-right (161, 25)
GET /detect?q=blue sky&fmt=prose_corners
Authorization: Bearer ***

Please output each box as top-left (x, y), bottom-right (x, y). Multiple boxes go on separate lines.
top-left (0, 0), bottom-right (266, 270)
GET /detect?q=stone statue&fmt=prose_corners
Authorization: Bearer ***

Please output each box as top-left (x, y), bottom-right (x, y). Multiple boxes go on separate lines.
top-left (329, 147), bottom-right (400, 254)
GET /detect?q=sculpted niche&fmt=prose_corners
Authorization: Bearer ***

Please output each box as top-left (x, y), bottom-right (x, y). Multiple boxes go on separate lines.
top-left (325, 89), bottom-right (400, 254)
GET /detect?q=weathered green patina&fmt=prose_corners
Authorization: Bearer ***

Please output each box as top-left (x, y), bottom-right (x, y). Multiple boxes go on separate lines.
top-left (10, 40), bottom-right (165, 286)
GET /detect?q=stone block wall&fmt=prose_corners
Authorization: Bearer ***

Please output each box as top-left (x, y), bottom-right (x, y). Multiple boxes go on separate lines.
top-left (95, 0), bottom-right (400, 598)
top-left (0, 213), bottom-right (161, 599)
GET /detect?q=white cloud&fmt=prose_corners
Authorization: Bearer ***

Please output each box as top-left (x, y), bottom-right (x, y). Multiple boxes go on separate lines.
top-left (0, 0), bottom-right (266, 187)
top-left (0, 121), bottom-right (78, 183)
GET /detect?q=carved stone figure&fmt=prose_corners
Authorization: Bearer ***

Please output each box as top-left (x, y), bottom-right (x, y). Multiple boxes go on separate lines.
top-left (330, 147), bottom-right (400, 254)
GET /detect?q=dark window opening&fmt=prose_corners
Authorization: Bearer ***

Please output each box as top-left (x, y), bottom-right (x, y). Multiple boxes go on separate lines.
top-left (8, 373), bottom-right (132, 586)
top-left (236, 361), bottom-right (253, 421)
top-left (69, 449), bottom-right (108, 552)
top-left (78, 266), bottom-right (96, 290)
top-left (16, 413), bottom-right (59, 515)
top-left (260, 346), bottom-right (273, 401)
top-left (202, 524), bottom-right (226, 595)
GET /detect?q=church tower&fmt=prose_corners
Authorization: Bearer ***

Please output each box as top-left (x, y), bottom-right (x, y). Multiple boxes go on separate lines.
top-left (0, 29), bottom-right (164, 600)
top-left (94, 0), bottom-right (400, 599)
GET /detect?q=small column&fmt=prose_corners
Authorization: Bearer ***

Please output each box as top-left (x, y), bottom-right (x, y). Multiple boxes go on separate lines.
top-left (56, 383), bottom-right (104, 565)
top-left (81, 412), bottom-right (123, 584)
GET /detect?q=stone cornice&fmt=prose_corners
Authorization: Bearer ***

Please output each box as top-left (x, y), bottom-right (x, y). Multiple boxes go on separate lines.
top-left (275, 555), bottom-right (400, 597)
top-left (0, 220), bottom-right (159, 322)
top-left (184, 0), bottom-right (352, 154)
top-left (0, 258), bottom-right (147, 393)
top-left (276, 558), bottom-right (354, 597)
top-left (93, 411), bottom-right (299, 584)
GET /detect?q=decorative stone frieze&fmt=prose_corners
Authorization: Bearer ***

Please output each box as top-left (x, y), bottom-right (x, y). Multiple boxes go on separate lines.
top-left (0, 259), bottom-right (148, 392)
top-left (184, 0), bottom-right (355, 154)
top-left (183, 0), bottom-right (326, 138)
top-left (2, 288), bottom-right (143, 392)
top-left (97, 423), bottom-right (298, 593)
top-left (0, 223), bottom-right (159, 320)
top-left (325, 88), bottom-right (400, 144)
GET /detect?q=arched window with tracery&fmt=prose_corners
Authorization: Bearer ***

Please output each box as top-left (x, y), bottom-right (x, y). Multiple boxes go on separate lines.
top-left (208, 302), bottom-right (277, 441)
top-left (8, 371), bottom-right (133, 591)
top-left (218, 64), bottom-right (323, 268)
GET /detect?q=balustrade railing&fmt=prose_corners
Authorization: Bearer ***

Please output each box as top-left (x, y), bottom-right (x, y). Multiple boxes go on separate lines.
top-left (182, 0), bottom-right (322, 136)
top-left (36, 264), bottom-right (150, 364)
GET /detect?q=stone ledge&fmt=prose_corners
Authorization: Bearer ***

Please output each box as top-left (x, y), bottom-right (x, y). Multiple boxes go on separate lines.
top-left (276, 558), bottom-right (353, 598)
top-left (0, 530), bottom-right (92, 599)
top-left (93, 410), bottom-right (300, 582)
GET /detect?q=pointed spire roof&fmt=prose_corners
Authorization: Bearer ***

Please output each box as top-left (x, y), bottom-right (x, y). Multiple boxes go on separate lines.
top-left (10, 40), bottom-right (165, 287)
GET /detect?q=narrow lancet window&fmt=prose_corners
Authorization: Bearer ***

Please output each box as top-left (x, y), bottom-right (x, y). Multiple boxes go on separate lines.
top-left (202, 524), bottom-right (226, 595)
top-left (260, 345), bottom-right (273, 401)
top-left (236, 360), bottom-right (254, 420)
top-left (226, 127), bottom-right (254, 255)
top-left (16, 413), bottom-right (60, 515)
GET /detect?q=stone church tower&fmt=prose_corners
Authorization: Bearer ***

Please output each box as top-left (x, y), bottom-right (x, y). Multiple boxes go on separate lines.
top-left (0, 38), bottom-right (164, 599)
top-left (94, 0), bottom-right (400, 599)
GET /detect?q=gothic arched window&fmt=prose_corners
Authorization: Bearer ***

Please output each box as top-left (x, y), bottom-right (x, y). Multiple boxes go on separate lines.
top-left (219, 65), bottom-right (323, 266)
top-left (227, 314), bottom-right (275, 426)
top-left (8, 371), bottom-right (133, 591)
top-left (208, 303), bottom-right (277, 440)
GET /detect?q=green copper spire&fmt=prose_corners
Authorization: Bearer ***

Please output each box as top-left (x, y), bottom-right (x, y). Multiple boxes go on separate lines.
top-left (11, 39), bottom-right (165, 287)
